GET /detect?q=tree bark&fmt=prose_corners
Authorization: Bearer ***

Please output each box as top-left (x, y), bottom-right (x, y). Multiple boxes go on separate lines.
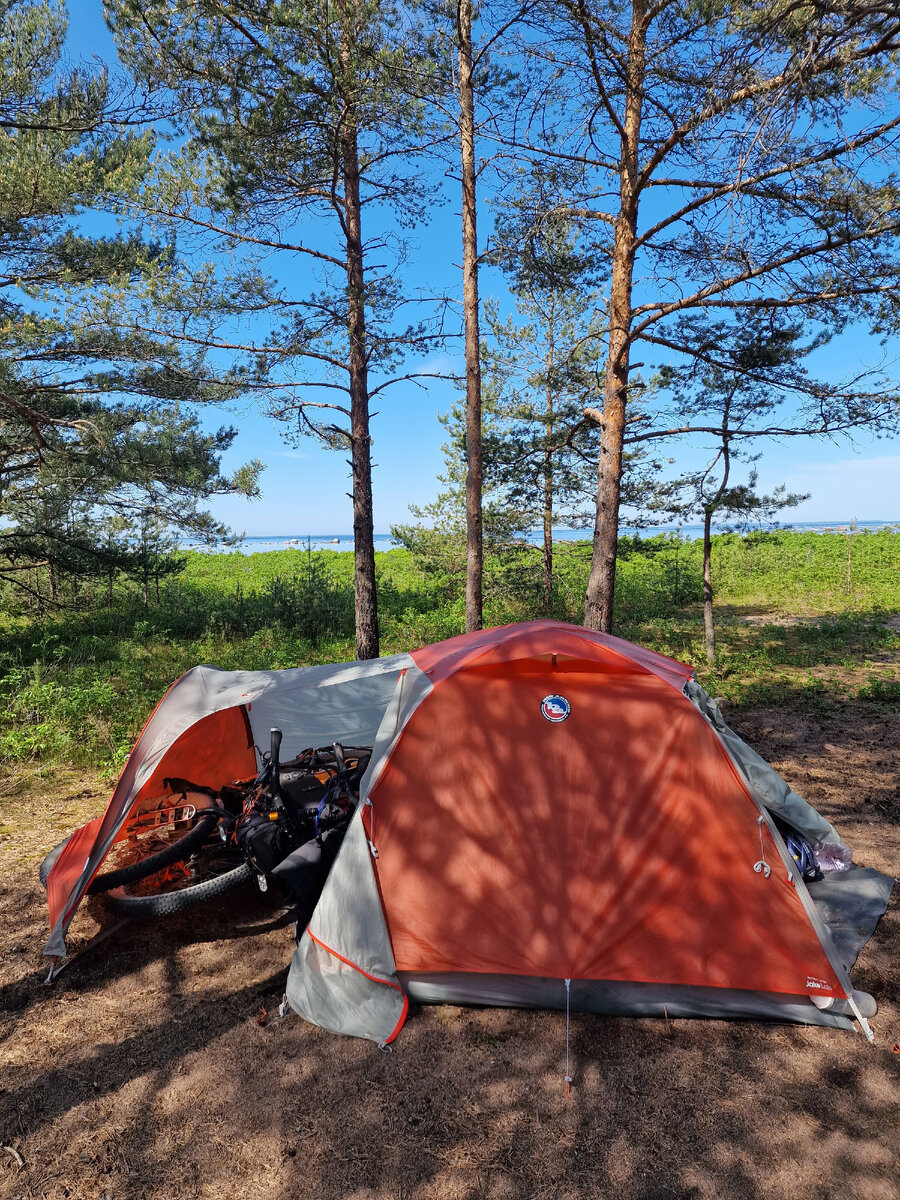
top-left (583, 0), bottom-right (648, 633)
top-left (703, 437), bottom-right (730, 665)
top-left (543, 429), bottom-right (553, 613)
top-left (702, 506), bottom-right (715, 665)
top-left (543, 298), bottom-right (555, 614)
top-left (458, 0), bottom-right (483, 633)
top-left (341, 31), bottom-right (379, 660)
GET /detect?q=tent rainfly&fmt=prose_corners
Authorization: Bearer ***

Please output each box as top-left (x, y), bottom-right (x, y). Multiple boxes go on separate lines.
top-left (43, 621), bottom-right (894, 1045)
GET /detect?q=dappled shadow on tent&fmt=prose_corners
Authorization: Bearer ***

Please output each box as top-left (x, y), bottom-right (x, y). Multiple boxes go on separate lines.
top-left (367, 655), bottom-right (840, 1001)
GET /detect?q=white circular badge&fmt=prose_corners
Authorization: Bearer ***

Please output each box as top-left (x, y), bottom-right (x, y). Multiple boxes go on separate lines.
top-left (541, 694), bottom-right (571, 722)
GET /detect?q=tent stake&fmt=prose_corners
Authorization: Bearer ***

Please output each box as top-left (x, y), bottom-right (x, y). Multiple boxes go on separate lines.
top-left (42, 920), bottom-right (129, 985)
top-left (847, 994), bottom-right (876, 1044)
top-left (564, 978), bottom-right (573, 1096)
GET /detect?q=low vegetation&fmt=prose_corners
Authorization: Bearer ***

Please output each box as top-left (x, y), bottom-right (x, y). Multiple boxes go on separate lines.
top-left (1, 528), bottom-right (898, 777)
top-left (2, 528), bottom-right (898, 1200)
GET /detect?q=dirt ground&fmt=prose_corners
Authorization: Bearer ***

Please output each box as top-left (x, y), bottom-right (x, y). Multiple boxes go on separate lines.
top-left (1, 691), bottom-right (898, 1200)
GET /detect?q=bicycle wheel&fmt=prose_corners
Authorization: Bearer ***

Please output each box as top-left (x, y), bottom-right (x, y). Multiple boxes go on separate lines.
top-left (87, 811), bottom-right (219, 894)
top-left (39, 809), bottom-right (220, 894)
top-left (100, 842), bottom-right (253, 918)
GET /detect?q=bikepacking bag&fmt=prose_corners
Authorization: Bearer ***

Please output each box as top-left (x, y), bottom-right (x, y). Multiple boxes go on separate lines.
top-left (271, 827), bottom-right (346, 927)
top-left (235, 808), bottom-right (294, 875)
top-left (278, 765), bottom-right (330, 812)
top-left (277, 746), bottom-right (372, 813)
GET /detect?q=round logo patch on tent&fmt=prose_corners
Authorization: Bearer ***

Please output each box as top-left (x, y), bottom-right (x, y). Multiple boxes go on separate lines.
top-left (541, 694), bottom-right (571, 723)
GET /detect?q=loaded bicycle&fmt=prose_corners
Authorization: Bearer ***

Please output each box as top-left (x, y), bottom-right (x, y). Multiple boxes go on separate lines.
top-left (39, 729), bottom-right (370, 926)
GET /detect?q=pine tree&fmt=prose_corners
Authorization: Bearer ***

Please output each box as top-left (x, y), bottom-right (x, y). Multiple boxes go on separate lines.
top-left (515, 0), bottom-right (900, 631)
top-left (638, 315), bottom-right (895, 662)
top-left (0, 0), bottom-right (260, 599)
top-left (483, 210), bottom-right (605, 610)
top-left (394, 213), bottom-right (663, 613)
top-left (107, 0), bottom-right (447, 657)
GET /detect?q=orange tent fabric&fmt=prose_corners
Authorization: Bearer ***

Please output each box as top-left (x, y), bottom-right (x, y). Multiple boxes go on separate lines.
top-left (370, 636), bottom-right (842, 998)
top-left (46, 705), bottom-right (256, 933)
top-left (45, 620), bottom-right (886, 1042)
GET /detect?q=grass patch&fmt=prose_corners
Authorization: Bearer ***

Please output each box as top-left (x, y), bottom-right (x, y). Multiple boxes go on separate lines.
top-left (1, 530), bottom-right (898, 775)
top-left (856, 676), bottom-right (900, 706)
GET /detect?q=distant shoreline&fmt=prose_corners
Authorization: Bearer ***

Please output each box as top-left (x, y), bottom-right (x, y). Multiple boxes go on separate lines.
top-left (180, 520), bottom-right (899, 554)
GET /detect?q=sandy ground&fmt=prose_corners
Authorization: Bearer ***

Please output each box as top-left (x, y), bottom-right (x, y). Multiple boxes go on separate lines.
top-left (1, 694), bottom-right (898, 1200)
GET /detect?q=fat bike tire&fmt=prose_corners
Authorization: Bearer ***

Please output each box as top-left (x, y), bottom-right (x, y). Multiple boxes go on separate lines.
top-left (87, 812), bottom-right (220, 894)
top-left (38, 811), bottom-right (221, 894)
top-left (101, 860), bottom-right (254, 919)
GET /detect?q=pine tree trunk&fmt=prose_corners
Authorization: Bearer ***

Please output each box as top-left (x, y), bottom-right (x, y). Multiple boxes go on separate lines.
top-left (341, 69), bottom-right (379, 660)
top-left (543, 455), bottom-right (553, 613)
top-left (543, 304), bottom-right (555, 614)
top-left (702, 436), bottom-right (730, 666)
top-left (458, 0), bottom-right (483, 633)
top-left (47, 560), bottom-right (57, 605)
top-left (703, 507), bottom-right (715, 666)
top-left (583, 0), bottom-right (648, 633)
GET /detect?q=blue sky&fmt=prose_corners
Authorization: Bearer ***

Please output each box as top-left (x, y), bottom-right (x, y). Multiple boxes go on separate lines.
top-left (67, 4), bottom-right (900, 535)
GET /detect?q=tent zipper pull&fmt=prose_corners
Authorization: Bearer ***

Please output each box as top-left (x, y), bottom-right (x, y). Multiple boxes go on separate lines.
top-left (364, 797), bottom-right (379, 859)
top-left (753, 816), bottom-right (771, 879)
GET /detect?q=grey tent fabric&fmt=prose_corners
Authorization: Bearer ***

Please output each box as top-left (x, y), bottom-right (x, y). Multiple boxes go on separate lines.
top-left (807, 867), bottom-right (896, 973)
top-left (283, 662), bottom-right (892, 1044)
top-left (353, 661), bottom-right (434, 800)
top-left (285, 664), bottom-right (891, 1044)
top-left (684, 680), bottom-right (840, 845)
top-left (47, 625), bottom-right (893, 1047)
top-left (243, 655), bottom-right (412, 755)
top-left (45, 653), bottom-right (415, 959)
top-left (286, 814), bottom-right (408, 1043)
top-left (684, 678), bottom-right (894, 996)
top-left (398, 973), bottom-right (856, 1032)
top-left (286, 664), bottom-right (434, 1043)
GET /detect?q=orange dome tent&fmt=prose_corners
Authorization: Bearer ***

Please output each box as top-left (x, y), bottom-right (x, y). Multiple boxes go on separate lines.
top-left (43, 621), bottom-right (893, 1046)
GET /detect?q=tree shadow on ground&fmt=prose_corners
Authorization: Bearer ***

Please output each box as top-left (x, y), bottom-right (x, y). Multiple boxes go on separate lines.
top-left (727, 693), bottom-right (900, 829)
top-left (1, 696), bottom-right (898, 1200)
top-left (0, 872), bottom-right (295, 1007)
top-left (4, 969), bottom-right (898, 1200)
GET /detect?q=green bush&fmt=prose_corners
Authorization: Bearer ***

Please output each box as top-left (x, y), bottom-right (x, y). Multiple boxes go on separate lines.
top-left (1, 530), bottom-right (898, 774)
